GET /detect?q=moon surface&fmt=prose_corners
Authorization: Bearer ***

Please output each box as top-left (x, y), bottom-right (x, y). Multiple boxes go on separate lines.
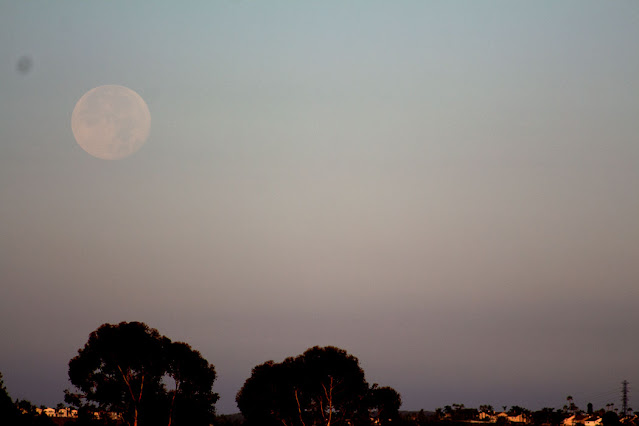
top-left (71, 85), bottom-right (151, 160)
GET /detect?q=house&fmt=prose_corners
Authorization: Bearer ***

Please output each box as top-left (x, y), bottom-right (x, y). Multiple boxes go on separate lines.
top-left (482, 411), bottom-right (529, 424)
top-left (584, 416), bottom-right (603, 426)
top-left (42, 408), bottom-right (56, 417)
top-left (563, 414), bottom-right (590, 426)
top-left (508, 413), bottom-right (529, 423)
top-left (479, 412), bottom-right (496, 421)
top-left (35, 407), bottom-right (78, 418)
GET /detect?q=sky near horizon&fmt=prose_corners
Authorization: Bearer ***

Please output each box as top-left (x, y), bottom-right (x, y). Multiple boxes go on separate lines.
top-left (1, 1), bottom-right (638, 414)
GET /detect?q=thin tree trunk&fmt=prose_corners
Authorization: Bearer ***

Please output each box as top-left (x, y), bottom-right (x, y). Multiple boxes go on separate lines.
top-left (168, 382), bottom-right (178, 426)
top-left (117, 365), bottom-right (141, 426)
top-left (321, 378), bottom-right (334, 426)
top-left (294, 388), bottom-right (307, 426)
top-left (134, 375), bottom-right (144, 426)
top-left (327, 377), bottom-right (333, 426)
top-left (167, 392), bottom-right (176, 426)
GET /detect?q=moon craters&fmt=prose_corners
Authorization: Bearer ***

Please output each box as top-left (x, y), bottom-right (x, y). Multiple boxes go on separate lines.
top-left (71, 85), bottom-right (151, 160)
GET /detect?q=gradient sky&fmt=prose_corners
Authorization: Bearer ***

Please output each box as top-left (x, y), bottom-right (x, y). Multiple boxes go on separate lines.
top-left (1, 1), bottom-right (638, 415)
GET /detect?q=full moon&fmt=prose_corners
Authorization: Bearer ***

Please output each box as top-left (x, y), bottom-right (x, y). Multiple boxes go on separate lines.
top-left (71, 85), bottom-right (151, 160)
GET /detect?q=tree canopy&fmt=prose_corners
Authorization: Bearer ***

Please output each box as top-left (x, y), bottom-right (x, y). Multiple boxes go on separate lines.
top-left (236, 346), bottom-right (401, 426)
top-left (0, 372), bottom-right (17, 421)
top-left (66, 321), bottom-right (218, 426)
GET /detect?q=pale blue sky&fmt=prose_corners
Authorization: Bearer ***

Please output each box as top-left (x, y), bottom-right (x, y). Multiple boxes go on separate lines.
top-left (1, 1), bottom-right (638, 414)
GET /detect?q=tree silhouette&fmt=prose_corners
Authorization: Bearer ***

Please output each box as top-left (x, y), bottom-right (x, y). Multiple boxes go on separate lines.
top-left (602, 411), bottom-right (620, 426)
top-left (566, 395), bottom-right (579, 414)
top-left (165, 341), bottom-right (218, 426)
top-left (66, 321), bottom-right (218, 426)
top-left (367, 385), bottom-right (402, 425)
top-left (480, 405), bottom-right (494, 414)
top-left (237, 346), bottom-right (400, 426)
top-left (0, 372), bottom-right (18, 421)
